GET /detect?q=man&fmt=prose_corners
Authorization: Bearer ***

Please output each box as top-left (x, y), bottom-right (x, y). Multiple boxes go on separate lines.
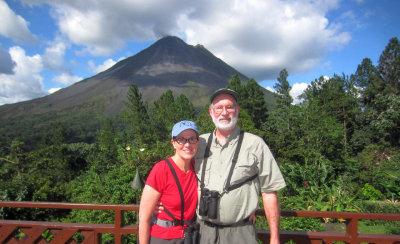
top-left (194, 88), bottom-right (286, 244)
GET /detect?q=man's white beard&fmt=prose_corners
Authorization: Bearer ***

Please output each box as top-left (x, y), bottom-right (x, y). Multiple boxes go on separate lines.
top-left (211, 111), bottom-right (238, 132)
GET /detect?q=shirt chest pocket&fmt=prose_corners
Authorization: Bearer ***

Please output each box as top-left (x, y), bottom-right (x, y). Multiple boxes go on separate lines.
top-left (230, 155), bottom-right (258, 185)
top-left (194, 155), bottom-right (214, 186)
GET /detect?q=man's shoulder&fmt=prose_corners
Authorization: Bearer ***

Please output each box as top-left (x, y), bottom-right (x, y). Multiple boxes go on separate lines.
top-left (200, 132), bottom-right (212, 139)
top-left (242, 131), bottom-right (263, 142)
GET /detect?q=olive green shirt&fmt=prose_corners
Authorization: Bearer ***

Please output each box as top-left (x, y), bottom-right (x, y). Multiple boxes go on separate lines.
top-left (194, 127), bottom-right (286, 224)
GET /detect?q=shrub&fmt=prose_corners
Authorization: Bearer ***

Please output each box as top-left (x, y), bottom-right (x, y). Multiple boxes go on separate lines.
top-left (360, 183), bottom-right (385, 200)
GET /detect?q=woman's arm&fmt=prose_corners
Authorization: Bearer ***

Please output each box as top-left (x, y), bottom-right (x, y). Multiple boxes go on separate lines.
top-left (139, 185), bottom-right (161, 244)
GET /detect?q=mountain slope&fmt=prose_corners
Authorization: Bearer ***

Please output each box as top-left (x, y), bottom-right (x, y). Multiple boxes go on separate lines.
top-left (0, 36), bottom-right (276, 150)
top-left (0, 36), bottom-right (255, 119)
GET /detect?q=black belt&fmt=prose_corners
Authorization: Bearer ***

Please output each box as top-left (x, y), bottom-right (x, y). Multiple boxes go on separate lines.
top-left (203, 217), bottom-right (251, 228)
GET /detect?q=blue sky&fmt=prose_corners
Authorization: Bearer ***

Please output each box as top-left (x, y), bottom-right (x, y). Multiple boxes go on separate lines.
top-left (0, 0), bottom-right (399, 105)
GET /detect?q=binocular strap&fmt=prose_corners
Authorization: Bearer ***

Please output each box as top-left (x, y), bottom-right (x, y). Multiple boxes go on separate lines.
top-left (151, 215), bottom-right (194, 228)
top-left (164, 158), bottom-right (185, 227)
top-left (200, 130), bottom-right (246, 194)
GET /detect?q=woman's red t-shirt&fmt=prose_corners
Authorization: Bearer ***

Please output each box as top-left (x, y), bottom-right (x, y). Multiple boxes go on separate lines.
top-left (145, 157), bottom-right (198, 239)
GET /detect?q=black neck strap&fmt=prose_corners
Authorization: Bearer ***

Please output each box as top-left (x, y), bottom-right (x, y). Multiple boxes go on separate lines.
top-left (200, 131), bottom-right (214, 189)
top-left (224, 130), bottom-right (245, 193)
top-left (200, 130), bottom-right (245, 194)
top-left (164, 158), bottom-right (184, 226)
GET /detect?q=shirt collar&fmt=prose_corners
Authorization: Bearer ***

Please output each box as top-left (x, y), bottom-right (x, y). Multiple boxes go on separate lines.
top-left (213, 126), bottom-right (241, 146)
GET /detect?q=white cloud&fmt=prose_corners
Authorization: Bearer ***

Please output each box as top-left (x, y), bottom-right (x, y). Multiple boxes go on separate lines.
top-left (0, 1), bottom-right (37, 44)
top-left (88, 57), bottom-right (123, 74)
top-left (4, 0), bottom-right (356, 104)
top-left (21, 0), bottom-right (351, 80)
top-left (42, 41), bottom-right (67, 71)
top-left (47, 0), bottom-right (191, 56)
top-left (265, 82), bottom-right (309, 104)
top-left (52, 72), bottom-right (82, 85)
top-left (0, 46), bottom-right (46, 105)
top-left (290, 82), bottom-right (309, 104)
top-left (265, 86), bottom-right (275, 93)
top-left (182, 0), bottom-right (350, 80)
top-left (0, 43), bottom-right (15, 74)
top-left (48, 87), bottom-right (61, 94)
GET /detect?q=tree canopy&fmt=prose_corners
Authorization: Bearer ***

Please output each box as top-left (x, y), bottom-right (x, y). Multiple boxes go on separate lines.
top-left (1, 36), bottom-right (399, 237)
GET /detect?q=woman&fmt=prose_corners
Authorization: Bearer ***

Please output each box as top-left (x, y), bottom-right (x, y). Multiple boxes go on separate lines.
top-left (139, 120), bottom-right (199, 244)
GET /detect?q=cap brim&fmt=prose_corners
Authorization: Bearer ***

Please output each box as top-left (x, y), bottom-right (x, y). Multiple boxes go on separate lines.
top-left (210, 89), bottom-right (238, 103)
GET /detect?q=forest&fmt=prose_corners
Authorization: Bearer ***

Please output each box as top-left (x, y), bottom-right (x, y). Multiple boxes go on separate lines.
top-left (1, 37), bottom-right (399, 240)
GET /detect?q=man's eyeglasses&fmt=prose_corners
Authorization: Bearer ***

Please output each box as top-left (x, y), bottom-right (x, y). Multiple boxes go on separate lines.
top-left (173, 137), bottom-right (199, 145)
top-left (213, 105), bottom-right (236, 114)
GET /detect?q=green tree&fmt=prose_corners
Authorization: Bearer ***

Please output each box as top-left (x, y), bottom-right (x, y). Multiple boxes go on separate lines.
top-left (123, 84), bottom-right (153, 145)
top-left (47, 123), bottom-right (68, 146)
top-left (351, 38), bottom-right (400, 147)
top-left (227, 74), bottom-right (247, 104)
top-left (326, 74), bottom-right (359, 150)
top-left (227, 76), bottom-right (268, 129)
top-left (152, 90), bottom-right (179, 141)
top-left (0, 140), bottom-right (26, 178)
top-left (273, 69), bottom-right (293, 131)
top-left (174, 94), bottom-right (196, 121)
top-left (374, 37), bottom-right (400, 145)
top-left (195, 104), bottom-right (214, 135)
top-left (274, 69), bottom-right (293, 107)
top-left (350, 58), bottom-right (381, 151)
top-left (351, 58), bottom-right (382, 103)
top-left (377, 37), bottom-right (400, 94)
top-left (151, 90), bottom-right (197, 141)
top-left (293, 76), bottom-right (359, 176)
top-left (244, 79), bottom-right (269, 129)
top-left (95, 118), bottom-right (119, 173)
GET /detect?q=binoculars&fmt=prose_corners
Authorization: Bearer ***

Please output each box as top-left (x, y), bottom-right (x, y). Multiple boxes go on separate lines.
top-left (199, 188), bottom-right (220, 219)
top-left (184, 223), bottom-right (200, 244)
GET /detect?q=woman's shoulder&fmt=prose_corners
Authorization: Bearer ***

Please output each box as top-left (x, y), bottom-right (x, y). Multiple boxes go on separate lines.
top-left (151, 158), bottom-right (172, 172)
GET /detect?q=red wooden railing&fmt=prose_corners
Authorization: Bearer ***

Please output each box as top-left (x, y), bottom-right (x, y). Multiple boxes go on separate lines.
top-left (0, 201), bottom-right (399, 243)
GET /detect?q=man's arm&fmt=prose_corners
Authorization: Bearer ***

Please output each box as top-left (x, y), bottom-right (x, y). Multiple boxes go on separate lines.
top-left (262, 191), bottom-right (281, 244)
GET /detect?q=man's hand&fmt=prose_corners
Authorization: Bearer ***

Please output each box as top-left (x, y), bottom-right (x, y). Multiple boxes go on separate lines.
top-left (153, 201), bottom-right (164, 215)
top-left (249, 210), bottom-right (256, 224)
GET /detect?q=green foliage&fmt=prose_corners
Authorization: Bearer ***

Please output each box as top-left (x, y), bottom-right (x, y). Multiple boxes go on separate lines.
top-left (274, 69), bottom-right (293, 107)
top-left (194, 104), bottom-right (214, 134)
top-left (356, 144), bottom-right (393, 185)
top-left (357, 201), bottom-right (400, 235)
top-left (227, 75), bottom-right (269, 129)
top-left (373, 153), bottom-right (400, 197)
top-left (280, 217), bottom-right (324, 232)
top-left (2, 36), bottom-right (400, 237)
top-left (377, 37), bottom-right (400, 94)
top-left (123, 84), bottom-right (153, 145)
top-left (360, 183), bottom-right (385, 201)
top-left (0, 99), bottom-right (105, 152)
top-left (151, 89), bottom-right (196, 141)
top-left (359, 200), bottom-right (400, 214)
top-left (242, 79), bottom-right (269, 128)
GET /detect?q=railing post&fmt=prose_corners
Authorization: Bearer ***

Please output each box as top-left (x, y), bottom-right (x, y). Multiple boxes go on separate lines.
top-left (346, 217), bottom-right (358, 244)
top-left (114, 208), bottom-right (123, 244)
top-left (1, 202), bottom-right (400, 243)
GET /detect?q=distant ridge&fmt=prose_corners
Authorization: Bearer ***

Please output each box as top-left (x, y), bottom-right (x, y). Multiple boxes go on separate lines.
top-left (0, 36), bottom-right (275, 149)
top-left (0, 36), bottom-right (253, 118)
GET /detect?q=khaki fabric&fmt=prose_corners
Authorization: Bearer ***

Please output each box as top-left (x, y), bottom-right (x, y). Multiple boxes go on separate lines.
top-left (150, 236), bottom-right (184, 244)
top-left (198, 220), bottom-right (258, 244)
top-left (194, 127), bottom-right (286, 225)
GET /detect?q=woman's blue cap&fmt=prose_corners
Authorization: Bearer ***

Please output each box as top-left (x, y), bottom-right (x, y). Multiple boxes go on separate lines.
top-left (171, 120), bottom-right (199, 138)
